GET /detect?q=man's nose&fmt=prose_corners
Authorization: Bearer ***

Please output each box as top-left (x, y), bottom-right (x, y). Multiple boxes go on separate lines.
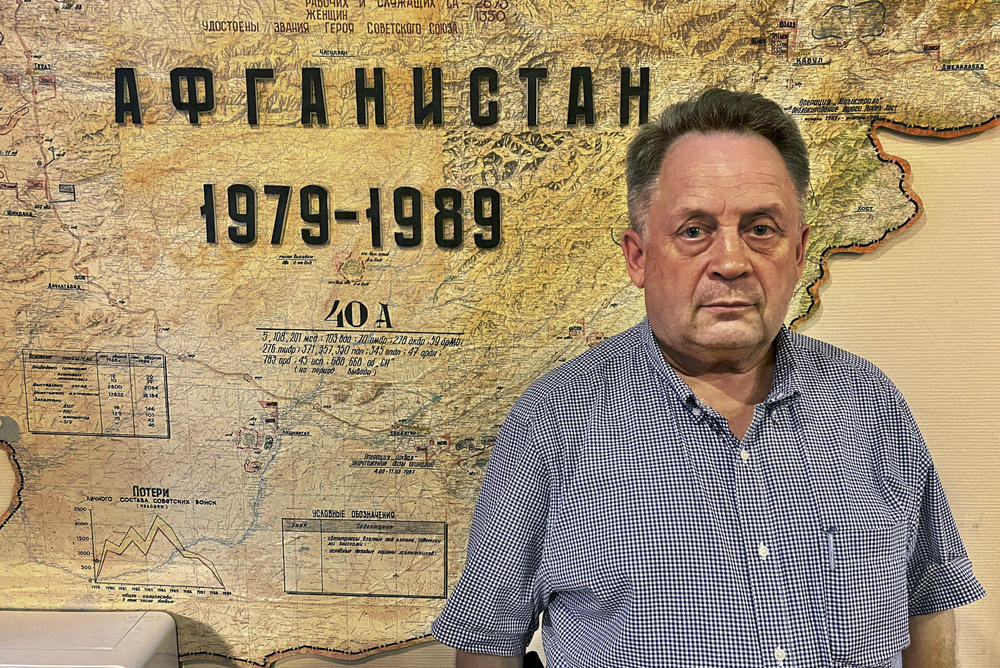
top-left (708, 229), bottom-right (751, 280)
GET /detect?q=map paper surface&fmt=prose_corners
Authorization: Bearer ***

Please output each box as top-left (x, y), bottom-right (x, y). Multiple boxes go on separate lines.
top-left (1, 0), bottom-right (998, 663)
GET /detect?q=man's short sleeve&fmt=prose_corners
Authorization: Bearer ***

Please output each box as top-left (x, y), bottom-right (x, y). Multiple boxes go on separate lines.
top-left (906, 461), bottom-right (986, 616)
top-left (431, 406), bottom-right (552, 655)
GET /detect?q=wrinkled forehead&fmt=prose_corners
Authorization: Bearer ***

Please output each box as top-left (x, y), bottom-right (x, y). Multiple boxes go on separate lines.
top-left (643, 132), bottom-right (804, 231)
top-left (657, 132), bottom-right (795, 185)
top-left (660, 130), bottom-right (784, 166)
top-left (655, 131), bottom-right (806, 215)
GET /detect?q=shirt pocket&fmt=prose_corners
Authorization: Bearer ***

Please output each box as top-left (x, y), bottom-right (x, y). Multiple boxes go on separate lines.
top-left (823, 522), bottom-right (910, 667)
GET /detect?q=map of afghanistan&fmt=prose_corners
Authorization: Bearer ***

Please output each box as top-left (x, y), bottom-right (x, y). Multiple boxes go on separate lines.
top-left (1, 0), bottom-right (998, 664)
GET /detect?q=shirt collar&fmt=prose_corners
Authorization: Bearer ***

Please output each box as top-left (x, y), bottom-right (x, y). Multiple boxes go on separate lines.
top-left (768, 325), bottom-right (800, 404)
top-left (639, 318), bottom-right (802, 409)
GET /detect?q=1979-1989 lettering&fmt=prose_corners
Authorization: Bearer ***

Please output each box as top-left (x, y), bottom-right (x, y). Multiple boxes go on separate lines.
top-left (201, 184), bottom-right (501, 249)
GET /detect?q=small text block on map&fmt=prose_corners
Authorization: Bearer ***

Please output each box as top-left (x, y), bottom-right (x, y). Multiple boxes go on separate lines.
top-left (282, 518), bottom-right (447, 598)
top-left (21, 350), bottom-right (169, 438)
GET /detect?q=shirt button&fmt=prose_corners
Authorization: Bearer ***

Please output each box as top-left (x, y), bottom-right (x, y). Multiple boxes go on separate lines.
top-left (740, 449), bottom-right (750, 462)
top-left (758, 542), bottom-right (770, 559)
top-left (774, 647), bottom-right (787, 662)
top-left (691, 407), bottom-right (702, 418)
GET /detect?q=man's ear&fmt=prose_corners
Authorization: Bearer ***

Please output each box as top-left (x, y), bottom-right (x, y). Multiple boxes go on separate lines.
top-left (621, 228), bottom-right (647, 289)
top-left (795, 223), bottom-right (810, 276)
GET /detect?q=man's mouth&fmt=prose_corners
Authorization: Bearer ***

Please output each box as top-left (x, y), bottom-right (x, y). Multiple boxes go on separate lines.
top-left (702, 301), bottom-right (754, 309)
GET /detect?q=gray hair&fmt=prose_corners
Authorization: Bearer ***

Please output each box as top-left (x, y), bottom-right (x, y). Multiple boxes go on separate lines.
top-left (625, 88), bottom-right (810, 236)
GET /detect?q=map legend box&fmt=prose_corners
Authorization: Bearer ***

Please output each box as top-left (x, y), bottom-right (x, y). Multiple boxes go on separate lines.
top-left (282, 518), bottom-right (447, 598)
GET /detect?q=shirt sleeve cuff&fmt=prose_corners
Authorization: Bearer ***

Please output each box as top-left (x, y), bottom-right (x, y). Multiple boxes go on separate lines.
top-left (431, 615), bottom-right (531, 656)
top-left (908, 555), bottom-right (987, 616)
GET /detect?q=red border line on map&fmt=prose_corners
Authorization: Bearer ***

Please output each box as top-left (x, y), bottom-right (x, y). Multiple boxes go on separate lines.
top-left (0, 439), bottom-right (24, 532)
top-left (790, 115), bottom-right (1000, 329)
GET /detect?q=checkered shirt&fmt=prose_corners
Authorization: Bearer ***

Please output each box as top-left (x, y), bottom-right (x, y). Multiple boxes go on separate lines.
top-left (432, 319), bottom-right (985, 667)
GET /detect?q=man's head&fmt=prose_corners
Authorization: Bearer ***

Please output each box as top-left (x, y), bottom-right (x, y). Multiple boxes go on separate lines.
top-left (621, 89), bottom-right (811, 372)
top-left (626, 88), bottom-right (810, 238)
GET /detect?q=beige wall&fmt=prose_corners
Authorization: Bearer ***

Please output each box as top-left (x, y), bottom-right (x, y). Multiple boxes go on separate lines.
top-left (798, 127), bottom-right (999, 666)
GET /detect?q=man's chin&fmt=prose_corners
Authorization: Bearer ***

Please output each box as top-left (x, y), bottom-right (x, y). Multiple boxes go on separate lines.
top-left (689, 323), bottom-right (766, 352)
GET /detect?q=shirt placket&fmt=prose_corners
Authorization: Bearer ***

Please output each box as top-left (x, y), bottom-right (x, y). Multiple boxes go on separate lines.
top-left (732, 404), bottom-right (796, 667)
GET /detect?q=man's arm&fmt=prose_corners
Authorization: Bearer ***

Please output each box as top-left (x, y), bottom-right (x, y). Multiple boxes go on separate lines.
top-left (456, 650), bottom-right (522, 668)
top-left (901, 609), bottom-right (956, 668)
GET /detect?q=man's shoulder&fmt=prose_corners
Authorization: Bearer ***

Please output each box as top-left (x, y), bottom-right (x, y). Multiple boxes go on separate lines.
top-left (784, 328), bottom-right (898, 393)
top-left (510, 321), bottom-right (649, 419)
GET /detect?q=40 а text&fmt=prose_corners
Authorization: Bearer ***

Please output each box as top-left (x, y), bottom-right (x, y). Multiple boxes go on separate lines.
top-left (201, 184), bottom-right (501, 249)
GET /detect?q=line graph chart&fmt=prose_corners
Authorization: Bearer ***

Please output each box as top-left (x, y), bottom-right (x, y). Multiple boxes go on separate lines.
top-left (91, 512), bottom-right (225, 589)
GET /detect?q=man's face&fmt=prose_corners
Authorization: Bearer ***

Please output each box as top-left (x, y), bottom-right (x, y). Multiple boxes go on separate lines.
top-left (622, 131), bottom-right (809, 369)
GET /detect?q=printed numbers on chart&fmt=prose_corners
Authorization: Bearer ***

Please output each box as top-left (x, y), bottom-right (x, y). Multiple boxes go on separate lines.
top-left (473, 0), bottom-right (507, 21)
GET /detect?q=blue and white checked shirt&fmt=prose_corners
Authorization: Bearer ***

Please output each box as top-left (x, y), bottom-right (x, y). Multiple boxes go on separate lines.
top-left (433, 319), bottom-right (985, 667)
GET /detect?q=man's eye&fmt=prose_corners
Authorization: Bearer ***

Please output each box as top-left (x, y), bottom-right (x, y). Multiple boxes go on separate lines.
top-left (751, 224), bottom-right (774, 237)
top-left (681, 226), bottom-right (704, 239)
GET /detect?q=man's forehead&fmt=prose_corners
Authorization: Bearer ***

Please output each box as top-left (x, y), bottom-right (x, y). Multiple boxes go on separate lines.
top-left (655, 132), bottom-right (798, 194)
top-left (660, 131), bottom-right (786, 169)
top-left (646, 131), bottom-right (804, 227)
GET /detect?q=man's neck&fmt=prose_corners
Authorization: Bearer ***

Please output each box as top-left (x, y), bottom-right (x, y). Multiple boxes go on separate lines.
top-left (658, 340), bottom-right (776, 440)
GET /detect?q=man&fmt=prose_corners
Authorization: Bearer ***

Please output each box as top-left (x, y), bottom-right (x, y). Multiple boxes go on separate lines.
top-left (432, 89), bottom-right (985, 667)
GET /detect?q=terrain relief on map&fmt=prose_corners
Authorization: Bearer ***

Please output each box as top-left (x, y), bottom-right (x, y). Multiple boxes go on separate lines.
top-left (1, 0), bottom-right (998, 662)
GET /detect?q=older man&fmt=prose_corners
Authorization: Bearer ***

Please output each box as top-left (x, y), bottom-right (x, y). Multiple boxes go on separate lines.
top-left (432, 89), bottom-right (985, 667)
